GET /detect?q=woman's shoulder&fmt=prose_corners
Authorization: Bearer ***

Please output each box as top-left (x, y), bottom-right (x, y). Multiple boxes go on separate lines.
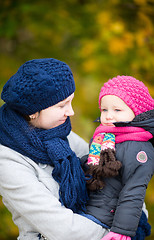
top-left (0, 144), bottom-right (54, 175)
top-left (0, 144), bottom-right (23, 159)
top-left (67, 131), bottom-right (89, 158)
top-left (0, 144), bottom-right (38, 170)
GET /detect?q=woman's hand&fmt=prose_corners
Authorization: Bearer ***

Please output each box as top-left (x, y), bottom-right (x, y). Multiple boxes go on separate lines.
top-left (101, 231), bottom-right (131, 240)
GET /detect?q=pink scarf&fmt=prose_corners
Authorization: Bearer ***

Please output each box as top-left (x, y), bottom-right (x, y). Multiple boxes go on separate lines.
top-left (86, 125), bottom-right (153, 191)
top-left (93, 125), bottom-right (153, 144)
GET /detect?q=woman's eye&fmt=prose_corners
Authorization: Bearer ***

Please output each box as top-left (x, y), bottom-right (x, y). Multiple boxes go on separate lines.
top-left (59, 105), bottom-right (65, 108)
top-left (115, 109), bottom-right (121, 112)
top-left (101, 109), bottom-right (107, 112)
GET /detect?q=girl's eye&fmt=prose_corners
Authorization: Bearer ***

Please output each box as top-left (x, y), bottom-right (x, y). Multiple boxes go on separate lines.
top-left (101, 109), bottom-right (107, 112)
top-left (115, 109), bottom-right (121, 112)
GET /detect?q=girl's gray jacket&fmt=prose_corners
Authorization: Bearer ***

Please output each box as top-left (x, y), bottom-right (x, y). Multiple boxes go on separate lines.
top-left (0, 131), bottom-right (108, 240)
top-left (85, 112), bottom-right (154, 237)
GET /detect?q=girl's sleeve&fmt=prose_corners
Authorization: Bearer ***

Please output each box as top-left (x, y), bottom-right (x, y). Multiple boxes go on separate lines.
top-left (0, 145), bottom-right (104, 240)
top-left (111, 141), bottom-right (154, 237)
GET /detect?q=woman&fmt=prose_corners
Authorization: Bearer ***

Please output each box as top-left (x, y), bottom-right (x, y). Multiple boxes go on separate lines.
top-left (0, 58), bottom-right (108, 240)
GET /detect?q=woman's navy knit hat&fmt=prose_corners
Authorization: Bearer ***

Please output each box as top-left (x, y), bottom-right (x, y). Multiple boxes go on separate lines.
top-left (1, 58), bottom-right (75, 115)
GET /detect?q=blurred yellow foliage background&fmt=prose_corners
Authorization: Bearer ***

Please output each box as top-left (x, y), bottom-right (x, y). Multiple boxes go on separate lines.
top-left (0, 0), bottom-right (154, 239)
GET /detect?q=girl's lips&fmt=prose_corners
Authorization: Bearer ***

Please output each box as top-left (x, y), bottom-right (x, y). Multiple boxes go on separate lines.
top-left (102, 123), bottom-right (115, 127)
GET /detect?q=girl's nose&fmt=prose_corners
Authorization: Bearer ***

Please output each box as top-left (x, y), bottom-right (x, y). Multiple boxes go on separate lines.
top-left (106, 111), bottom-right (113, 120)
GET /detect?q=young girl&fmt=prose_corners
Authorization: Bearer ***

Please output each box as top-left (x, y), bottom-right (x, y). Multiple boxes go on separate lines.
top-left (0, 58), bottom-right (108, 240)
top-left (82, 75), bottom-right (154, 240)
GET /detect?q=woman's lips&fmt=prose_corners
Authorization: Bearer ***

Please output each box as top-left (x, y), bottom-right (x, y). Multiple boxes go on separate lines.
top-left (60, 119), bottom-right (67, 123)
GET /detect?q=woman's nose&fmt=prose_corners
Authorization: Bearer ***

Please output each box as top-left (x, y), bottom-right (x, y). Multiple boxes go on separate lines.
top-left (65, 105), bottom-right (74, 116)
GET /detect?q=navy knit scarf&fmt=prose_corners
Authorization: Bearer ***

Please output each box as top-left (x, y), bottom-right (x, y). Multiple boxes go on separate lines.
top-left (0, 104), bottom-right (88, 213)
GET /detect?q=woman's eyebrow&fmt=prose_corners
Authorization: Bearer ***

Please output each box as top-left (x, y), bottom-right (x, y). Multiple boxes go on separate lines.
top-left (62, 99), bottom-right (69, 104)
top-left (59, 98), bottom-right (70, 105)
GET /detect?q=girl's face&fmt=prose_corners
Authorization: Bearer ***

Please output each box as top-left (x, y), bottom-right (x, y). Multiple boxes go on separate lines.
top-left (100, 95), bottom-right (135, 126)
top-left (29, 93), bottom-right (74, 129)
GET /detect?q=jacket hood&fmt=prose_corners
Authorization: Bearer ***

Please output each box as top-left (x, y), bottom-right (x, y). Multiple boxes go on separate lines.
top-left (114, 109), bottom-right (154, 135)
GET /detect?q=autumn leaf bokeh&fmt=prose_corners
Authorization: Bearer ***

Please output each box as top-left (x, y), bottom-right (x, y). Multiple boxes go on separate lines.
top-left (0, 0), bottom-right (154, 239)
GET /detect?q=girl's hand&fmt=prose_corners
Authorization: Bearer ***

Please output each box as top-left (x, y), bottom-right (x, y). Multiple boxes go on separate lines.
top-left (101, 231), bottom-right (131, 240)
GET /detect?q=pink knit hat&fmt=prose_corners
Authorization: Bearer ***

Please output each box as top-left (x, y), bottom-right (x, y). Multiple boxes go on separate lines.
top-left (99, 75), bottom-right (154, 116)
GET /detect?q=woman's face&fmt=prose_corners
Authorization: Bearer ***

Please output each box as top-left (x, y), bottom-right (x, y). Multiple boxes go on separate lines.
top-left (29, 93), bottom-right (74, 129)
top-left (100, 95), bottom-right (135, 126)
